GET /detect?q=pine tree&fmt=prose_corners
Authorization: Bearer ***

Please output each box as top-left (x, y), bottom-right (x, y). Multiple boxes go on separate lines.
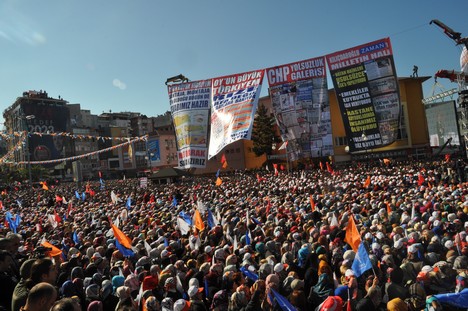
top-left (251, 104), bottom-right (280, 157)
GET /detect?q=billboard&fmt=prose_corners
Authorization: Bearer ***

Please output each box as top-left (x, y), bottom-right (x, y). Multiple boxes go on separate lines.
top-left (266, 56), bottom-right (333, 161)
top-left (326, 38), bottom-right (401, 152)
top-left (147, 139), bottom-right (161, 164)
top-left (425, 100), bottom-right (460, 147)
top-left (22, 102), bottom-right (69, 162)
top-left (209, 69), bottom-right (265, 159)
top-left (168, 79), bottom-right (211, 168)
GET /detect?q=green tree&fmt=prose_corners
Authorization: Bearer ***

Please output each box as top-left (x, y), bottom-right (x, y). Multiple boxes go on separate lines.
top-left (251, 104), bottom-right (280, 157)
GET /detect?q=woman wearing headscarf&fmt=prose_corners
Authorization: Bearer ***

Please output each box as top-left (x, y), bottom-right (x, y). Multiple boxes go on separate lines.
top-left (308, 261), bottom-right (335, 308)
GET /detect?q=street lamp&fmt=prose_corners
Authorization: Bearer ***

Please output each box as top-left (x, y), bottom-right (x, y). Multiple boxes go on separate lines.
top-left (18, 113), bottom-right (35, 184)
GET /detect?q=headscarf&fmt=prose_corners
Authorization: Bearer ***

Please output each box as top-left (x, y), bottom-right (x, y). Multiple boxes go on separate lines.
top-left (85, 284), bottom-right (100, 300)
top-left (112, 275), bottom-right (125, 293)
top-left (387, 298), bottom-right (408, 311)
top-left (61, 280), bottom-right (77, 298)
top-left (87, 301), bottom-right (103, 311)
top-left (266, 274), bottom-right (280, 305)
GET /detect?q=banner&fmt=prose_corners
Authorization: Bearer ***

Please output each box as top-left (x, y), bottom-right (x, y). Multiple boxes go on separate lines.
top-left (326, 38), bottom-right (401, 152)
top-left (147, 139), bottom-right (161, 163)
top-left (266, 57), bottom-right (332, 161)
top-left (425, 100), bottom-right (460, 147)
top-left (168, 79), bottom-right (211, 168)
top-left (22, 102), bottom-right (70, 164)
top-left (208, 69), bottom-right (265, 159)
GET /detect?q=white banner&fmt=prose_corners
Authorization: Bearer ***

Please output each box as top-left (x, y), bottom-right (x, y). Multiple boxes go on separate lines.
top-left (208, 69), bottom-right (265, 159)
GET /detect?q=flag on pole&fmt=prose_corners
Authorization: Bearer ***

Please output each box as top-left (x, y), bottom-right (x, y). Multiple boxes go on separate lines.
top-left (221, 154), bottom-right (228, 169)
top-left (193, 209), bottom-right (205, 231)
top-left (177, 217), bottom-right (191, 235)
top-left (326, 162), bottom-right (334, 174)
top-left (418, 173), bottom-right (425, 186)
top-left (364, 176), bottom-right (371, 188)
top-left (215, 177), bottom-right (222, 186)
top-left (115, 240), bottom-right (135, 257)
top-left (111, 224), bottom-right (133, 249)
top-left (270, 288), bottom-right (297, 311)
top-left (273, 164), bottom-right (279, 176)
top-left (41, 181), bottom-right (49, 191)
top-left (309, 195), bottom-right (315, 212)
top-left (55, 195), bottom-right (63, 203)
top-left (179, 212), bottom-right (193, 226)
top-left (126, 197), bottom-right (132, 210)
top-left (215, 169), bottom-right (220, 178)
top-left (75, 191), bottom-right (81, 200)
top-left (344, 215), bottom-right (361, 252)
top-left (207, 208), bottom-right (219, 229)
top-left (245, 229), bottom-right (251, 245)
top-left (41, 240), bottom-right (63, 258)
top-left (278, 141), bottom-right (288, 150)
top-left (351, 242), bottom-right (372, 277)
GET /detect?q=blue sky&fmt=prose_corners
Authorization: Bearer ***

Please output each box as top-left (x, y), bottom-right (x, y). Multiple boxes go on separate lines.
top-left (0, 0), bottom-right (467, 121)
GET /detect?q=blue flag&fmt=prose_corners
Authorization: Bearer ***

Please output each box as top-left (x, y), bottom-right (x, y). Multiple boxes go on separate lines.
top-left (5, 211), bottom-right (16, 233)
top-left (179, 212), bottom-right (193, 226)
top-left (115, 240), bottom-right (135, 257)
top-left (126, 197), bottom-right (132, 210)
top-left (100, 178), bottom-right (105, 190)
top-left (207, 208), bottom-right (216, 229)
top-left (240, 266), bottom-right (259, 281)
top-left (351, 242), bottom-right (373, 277)
top-left (271, 288), bottom-right (297, 311)
top-left (434, 288), bottom-right (468, 309)
top-left (73, 231), bottom-right (80, 245)
top-left (251, 217), bottom-right (262, 226)
top-left (81, 192), bottom-right (86, 201)
top-left (204, 278), bottom-right (209, 298)
top-left (215, 169), bottom-right (220, 178)
top-left (164, 237), bottom-right (169, 247)
top-left (75, 191), bottom-right (81, 200)
top-left (245, 229), bottom-right (251, 245)
top-left (172, 197), bottom-right (178, 207)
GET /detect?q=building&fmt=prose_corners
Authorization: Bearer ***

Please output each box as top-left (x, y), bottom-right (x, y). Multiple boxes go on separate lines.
top-left (3, 90), bottom-right (71, 180)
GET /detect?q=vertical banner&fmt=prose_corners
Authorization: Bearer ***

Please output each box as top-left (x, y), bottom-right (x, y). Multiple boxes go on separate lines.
top-left (147, 139), bottom-right (161, 164)
top-left (209, 69), bottom-right (265, 159)
top-left (326, 38), bottom-right (401, 152)
top-left (266, 57), bottom-right (332, 161)
top-left (22, 102), bottom-right (69, 163)
top-left (168, 79), bottom-right (211, 168)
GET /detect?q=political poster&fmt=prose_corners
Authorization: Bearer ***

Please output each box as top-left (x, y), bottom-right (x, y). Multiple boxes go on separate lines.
top-left (208, 69), bottom-right (265, 159)
top-left (22, 102), bottom-right (70, 164)
top-left (147, 139), bottom-right (161, 164)
top-left (168, 79), bottom-right (211, 168)
top-left (266, 56), bottom-right (332, 161)
top-left (326, 37), bottom-right (401, 152)
top-left (425, 100), bottom-right (460, 147)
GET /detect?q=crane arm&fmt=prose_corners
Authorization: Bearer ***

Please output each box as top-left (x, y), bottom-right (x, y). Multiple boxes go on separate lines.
top-left (430, 19), bottom-right (468, 48)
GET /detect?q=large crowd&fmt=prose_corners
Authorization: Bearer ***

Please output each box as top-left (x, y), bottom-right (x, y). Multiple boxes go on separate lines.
top-left (0, 158), bottom-right (468, 311)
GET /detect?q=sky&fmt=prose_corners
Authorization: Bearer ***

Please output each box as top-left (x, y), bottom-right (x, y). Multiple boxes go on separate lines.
top-left (0, 0), bottom-right (467, 122)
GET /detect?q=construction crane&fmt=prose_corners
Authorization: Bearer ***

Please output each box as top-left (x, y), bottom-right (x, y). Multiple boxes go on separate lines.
top-left (429, 19), bottom-right (468, 158)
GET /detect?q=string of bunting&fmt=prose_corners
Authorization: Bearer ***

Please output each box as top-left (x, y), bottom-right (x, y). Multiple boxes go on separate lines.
top-left (0, 135), bottom-right (26, 164)
top-left (9, 135), bottom-right (148, 165)
top-left (0, 131), bottom-right (147, 142)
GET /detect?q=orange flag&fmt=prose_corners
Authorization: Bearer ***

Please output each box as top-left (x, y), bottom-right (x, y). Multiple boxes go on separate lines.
top-left (41, 181), bottom-right (49, 191)
top-left (221, 154), bottom-right (228, 168)
top-left (364, 176), bottom-right (371, 188)
top-left (215, 177), bottom-right (223, 186)
top-left (383, 158), bottom-right (391, 165)
top-left (326, 162), bottom-right (334, 174)
top-left (41, 240), bottom-right (63, 258)
top-left (194, 209), bottom-right (205, 231)
top-left (309, 195), bottom-right (315, 212)
top-left (344, 215), bottom-right (361, 252)
top-left (386, 202), bottom-right (392, 215)
top-left (319, 162), bottom-right (324, 170)
top-left (418, 173), bottom-right (425, 186)
top-left (111, 224), bottom-right (133, 249)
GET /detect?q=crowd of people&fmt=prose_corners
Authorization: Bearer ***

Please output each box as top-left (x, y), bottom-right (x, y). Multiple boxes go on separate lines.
top-left (0, 158), bottom-right (468, 311)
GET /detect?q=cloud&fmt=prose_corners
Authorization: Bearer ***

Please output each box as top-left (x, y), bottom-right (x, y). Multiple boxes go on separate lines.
top-left (112, 78), bottom-right (127, 90)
